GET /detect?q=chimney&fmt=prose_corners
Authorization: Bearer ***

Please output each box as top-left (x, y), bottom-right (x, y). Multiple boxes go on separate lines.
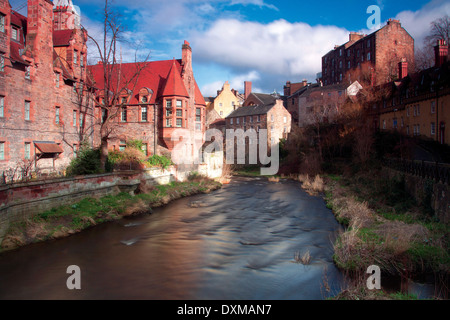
top-left (244, 81), bottom-right (252, 99)
top-left (26, 0), bottom-right (54, 64)
top-left (398, 58), bottom-right (408, 80)
top-left (182, 40), bottom-right (192, 70)
top-left (349, 32), bottom-right (364, 43)
top-left (434, 39), bottom-right (449, 68)
top-left (284, 81), bottom-right (291, 96)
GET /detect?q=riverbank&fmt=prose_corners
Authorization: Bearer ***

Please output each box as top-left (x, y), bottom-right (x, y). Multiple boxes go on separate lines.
top-left (234, 167), bottom-right (449, 299)
top-left (0, 178), bottom-right (222, 253)
top-left (322, 168), bottom-right (449, 300)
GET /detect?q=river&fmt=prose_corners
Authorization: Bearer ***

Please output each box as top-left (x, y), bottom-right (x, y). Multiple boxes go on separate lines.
top-left (0, 177), bottom-right (352, 299)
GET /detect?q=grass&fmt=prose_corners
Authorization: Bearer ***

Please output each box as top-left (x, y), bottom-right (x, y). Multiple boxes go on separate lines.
top-left (324, 170), bottom-right (450, 278)
top-left (1, 179), bottom-right (222, 252)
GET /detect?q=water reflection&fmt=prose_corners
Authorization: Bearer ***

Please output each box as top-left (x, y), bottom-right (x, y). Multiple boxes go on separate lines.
top-left (0, 177), bottom-right (345, 300)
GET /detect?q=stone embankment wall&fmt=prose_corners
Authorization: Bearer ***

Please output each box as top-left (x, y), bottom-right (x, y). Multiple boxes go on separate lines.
top-left (385, 168), bottom-right (449, 223)
top-left (0, 163), bottom-right (223, 244)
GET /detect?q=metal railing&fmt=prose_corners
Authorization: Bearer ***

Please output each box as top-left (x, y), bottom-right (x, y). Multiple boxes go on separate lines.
top-left (385, 158), bottom-right (450, 185)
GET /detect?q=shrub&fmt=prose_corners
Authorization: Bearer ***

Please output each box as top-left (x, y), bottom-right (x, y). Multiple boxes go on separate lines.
top-left (66, 146), bottom-right (102, 176)
top-left (112, 148), bottom-right (147, 171)
top-left (145, 155), bottom-right (173, 170)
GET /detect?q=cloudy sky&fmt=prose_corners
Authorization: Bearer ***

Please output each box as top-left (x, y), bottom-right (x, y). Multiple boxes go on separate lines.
top-left (9, 0), bottom-right (450, 96)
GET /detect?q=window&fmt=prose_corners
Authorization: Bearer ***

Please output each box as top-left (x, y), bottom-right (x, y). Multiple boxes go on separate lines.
top-left (73, 83), bottom-right (77, 94)
top-left (55, 107), bottom-right (60, 124)
top-left (348, 61), bottom-right (351, 69)
top-left (56, 73), bottom-right (60, 88)
top-left (79, 113), bottom-right (83, 129)
top-left (25, 66), bottom-right (30, 79)
top-left (406, 106), bottom-right (410, 117)
top-left (339, 73), bottom-right (343, 82)
top-left (73, 144), bottom-right (78, 158)
top-left (367, 52), bottom-right (371, 61)
top-left (196, 123), bottom-right (202, 131)
top-left (141, 144), bottom-right (148, 156)
top-left (176, 118), bottom-right (182, 128)
top-left (230, 118), bottom-right (233, 125)
top-left (80, 53), bottom-right (84, 67)
top-left (257, 115), bottom-right (261, 122)
top-left (283, 116), bottom-right (287, 124)
top-left (166, 108), bottom-right (171, 117)
top-left (176, 109), bottom-right (183, 117)
top-left (73, 50), bottom-right (78, 65)
top-left (250, 116), bottom-right (253, 123)
top-left (367, 39), bottom-right (371, 48)
top-left (24, 143), bottom-right (30, 160)
top-left (25, 101), bottom-right (30, 121)
top-left (0, 142), bottom-right (4, 160)
top-left (339, 49), bottom-right (342, 56)
top-left (271, 114), bottom-right (274, 122)
top-left (119, 140), bottom-right (126, 152)
top-left (339, 61), bottom-right (342, 69)
top-left (196, 108), bottom-right (201, 122)
top-left (0, 55), bottom-right (4, 72)
top-left (141, 107), bottom-right (148, 122)
top-left (166, 100), bottom-right (172, 109)
top-left (0, 14), bottom-right (5, 33)
top-left (382, 120), bottom-right (386, 130)
top-left (393, 118), bottom-right (398, 129)
top-left (0, 96), bottom-right (4, 118)
top-left (166, 118), bottom-right (172, 127)
top-left (121, 97), bottom-right (127, 105)
top-left (431, 122), bottom-right (436, 135)
top-left (11, 27), bottom-right (18, 41)
top-left (101, 109), bottom-right (107, 123)
top-left (236, 118), bottom-right (240, 125)
top-left (141, 96), bottom-right (148, 103)
top-left (431, 101), bottom-right (436, 114)
top-left (121, 107), bottom-right (127, 122)
top-left (176, 100), bottom-right (182, 108)
top-left (220, 111), bottom-right (223, 116)
top-left (73, 110), bottom-right (77, 127)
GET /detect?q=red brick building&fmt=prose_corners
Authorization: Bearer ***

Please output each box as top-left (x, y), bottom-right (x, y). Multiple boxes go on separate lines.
top-left (88, 41), bottom-right (207, 157)
top-left (0, 0), bottom-right (92, 174)
top-left (322, 19), bottom-right (415, 87)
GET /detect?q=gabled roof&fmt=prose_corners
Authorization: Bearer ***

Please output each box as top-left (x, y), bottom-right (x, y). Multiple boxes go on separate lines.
top-left (53, 30), bottom-right (74, 47)
top-left (227, 102), bottom-right (277, 118)
top-left (250, 93), bottom-right (278, 106)
top-left (161, 60), bottom-right (189, 98)
top-left (88, 59), bottom-right (206, 105)
top-left (194, 79), bottom-right (206, 106)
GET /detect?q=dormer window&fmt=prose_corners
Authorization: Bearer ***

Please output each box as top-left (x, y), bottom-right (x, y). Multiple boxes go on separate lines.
top-left (138, 88), bottom-right (152, 105)
top-left (121, 97), bottom-right (128, 105)
top-left (11, 27), bottom-right (18, 41)
top-left (141, 96), bottom-right (148, 103)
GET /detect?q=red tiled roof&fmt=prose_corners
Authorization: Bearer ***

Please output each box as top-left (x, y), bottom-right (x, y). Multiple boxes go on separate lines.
top-left (9, 41), bottom-right (28, 65)
top-left (161, 60), bottom-right (189, 98)
top-left (88, 59), bottom-right (183, 104)
top-left (194, 79), bottom-right (206, 106)
top-left (53, 30), bottom-right (74, 47)
top-left (34, 142), bottom-right (64, 154)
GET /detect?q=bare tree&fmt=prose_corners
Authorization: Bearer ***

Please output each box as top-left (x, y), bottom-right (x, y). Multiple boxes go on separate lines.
top-left (416, 15), bottom-right (450, 72)
top-left (425, 15), bottom-right (450, 47)
top-left (87, 0), bottom-right (150, 169)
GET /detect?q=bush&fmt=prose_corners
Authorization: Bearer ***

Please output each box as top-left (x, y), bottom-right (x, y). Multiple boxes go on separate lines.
top-left (109, 148), bottom-right (147, 171)
top-left (66, 146), bottom-right (103, 176)
top-left (145, 155), bottom-right (173, 170)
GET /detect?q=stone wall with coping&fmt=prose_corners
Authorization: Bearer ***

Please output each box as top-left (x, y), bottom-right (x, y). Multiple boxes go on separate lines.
top-left (0, 163), bottom-right (222, 244)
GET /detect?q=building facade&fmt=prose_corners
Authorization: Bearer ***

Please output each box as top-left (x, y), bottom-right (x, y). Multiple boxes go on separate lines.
top-left (88, 41), bottom-right (207, 156)
top-left (375, 40), bottom-right (450, 145)
top-left (0, 0), bottom-right (92, 174)
top-left (322, 19), bottom-right (415, 87)
top-left (226, 93), bottom-right (292, 149)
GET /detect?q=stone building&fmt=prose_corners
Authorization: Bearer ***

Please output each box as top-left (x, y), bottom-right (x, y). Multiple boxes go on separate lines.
top-left (226, 93), bottom-right (292, 148)
top-left (376, 40), bottom-right (450, 145)
top-left (88, 41), bottom-right (207, 156)
top-left (0, 0), bottom-right (92, 174)
top-left (322, 19), bottom-right (415, 87)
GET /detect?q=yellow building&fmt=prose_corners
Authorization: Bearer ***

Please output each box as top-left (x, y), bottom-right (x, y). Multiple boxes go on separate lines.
top-left (378, 41), bottom-right (450, 145)
top-left (207, 81), bottom-right (243, 118)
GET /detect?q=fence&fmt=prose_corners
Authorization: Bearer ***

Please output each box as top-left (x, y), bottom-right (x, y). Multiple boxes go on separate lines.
top-left (384, 158), bottom-right (450, 185)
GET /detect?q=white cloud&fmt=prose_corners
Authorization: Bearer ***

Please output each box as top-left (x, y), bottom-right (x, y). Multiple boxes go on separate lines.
top-left (201, 70), bottom-right (261, 97)
top-left (394, 0), bottom-right (450, 47)
top-left (191, 19), bottom-right (349, 80)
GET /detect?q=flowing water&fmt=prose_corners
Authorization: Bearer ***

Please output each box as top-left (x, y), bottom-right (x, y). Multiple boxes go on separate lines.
top-left (0, 177), bottom-right (434, 300)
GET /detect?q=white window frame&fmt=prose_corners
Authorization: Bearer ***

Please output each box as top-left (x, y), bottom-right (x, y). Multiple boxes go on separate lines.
top-left (25, 101), bottom-right (30, 121)
top-left (141, 106), bottom-right (148, 122)
top-left (24, 142), bottom-right (31, 160)
top-left (55, 107), bottom-right (60, 124)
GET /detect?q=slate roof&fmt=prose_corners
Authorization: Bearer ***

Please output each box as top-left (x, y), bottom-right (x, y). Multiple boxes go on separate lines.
top-left (227, 102), bottom-right (276, 118)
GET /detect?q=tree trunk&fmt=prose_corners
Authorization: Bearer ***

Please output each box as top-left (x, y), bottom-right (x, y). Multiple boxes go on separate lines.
top-left (100, 137), bottom-right (109, 171)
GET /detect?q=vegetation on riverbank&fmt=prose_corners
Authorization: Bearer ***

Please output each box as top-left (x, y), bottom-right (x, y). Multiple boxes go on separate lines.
top-left (1, 178), bottom-right (222, 253)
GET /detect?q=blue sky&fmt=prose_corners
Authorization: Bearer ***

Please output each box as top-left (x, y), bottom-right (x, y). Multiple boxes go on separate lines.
top-left (9, 0), bottom-right (450, 96)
